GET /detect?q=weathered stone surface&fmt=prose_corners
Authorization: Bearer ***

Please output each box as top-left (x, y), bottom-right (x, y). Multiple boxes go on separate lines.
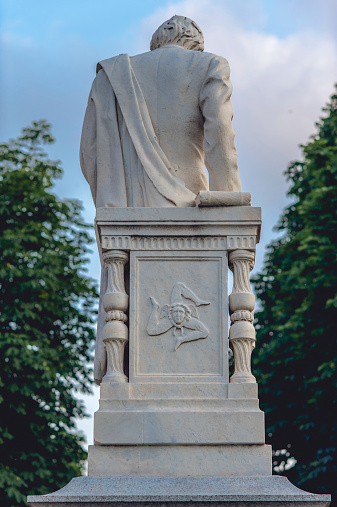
top-left (80, 16), bottom-right (241, 211)
top-left (129, 251), bottom-right (228, 383)
top-left (28, 475), bottom-right (331, 506)
top-left (196, 191), bottom-right (251, 207)
top-left (88, 445), bottom-right (272, 476)
top-left (95, 206), bottom-right (262, 241)
top-left (99, 381), bottom-right (258, 400)
top-left (94, 205), bottom-right (261, 386)
top-left (89, 205), bottom-right (266, 454)
top-left (228, 382), bottom-right (258, 399)
top-left (93, 410), bottom-right (265, 444)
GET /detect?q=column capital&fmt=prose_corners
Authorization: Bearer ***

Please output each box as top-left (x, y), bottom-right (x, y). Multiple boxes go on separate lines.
top-left (103, 249), bottom-right (129, 264)
top-left (229, 249), bottom-right (255, 271)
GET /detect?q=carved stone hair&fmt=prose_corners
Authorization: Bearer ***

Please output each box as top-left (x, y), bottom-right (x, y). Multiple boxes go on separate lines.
top-left (150, 15), bottom-right (204, 52)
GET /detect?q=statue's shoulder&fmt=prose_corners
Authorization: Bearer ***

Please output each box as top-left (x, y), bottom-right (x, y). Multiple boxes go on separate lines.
top-left (96, 54), bottom-right (129, 74)
top-left (172, 48), bottom-right (230, 70)
top-left (202, 51), bottom-right (229, 65)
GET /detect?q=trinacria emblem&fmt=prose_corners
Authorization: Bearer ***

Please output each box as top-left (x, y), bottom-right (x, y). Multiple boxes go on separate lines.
top-left (146, 282), bottom-right (210, 350)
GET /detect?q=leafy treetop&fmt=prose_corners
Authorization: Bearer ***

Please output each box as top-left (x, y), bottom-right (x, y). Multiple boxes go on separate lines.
top-left (0, 120), bottom-right (98, 506)
top-left (252, 88), bottom-right (337, 503)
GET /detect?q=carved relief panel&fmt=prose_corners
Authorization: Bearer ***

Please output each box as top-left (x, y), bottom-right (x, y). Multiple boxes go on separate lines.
top-left (146, 282), bottom-right (210, 351)
top-left (129, 251), bottom-right (228, 383)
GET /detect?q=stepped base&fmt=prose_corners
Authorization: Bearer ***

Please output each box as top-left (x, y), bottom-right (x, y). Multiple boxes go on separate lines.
top-left (88, 444), bottom-right (272, 476)
top-left (27, 475), bottom-right (330, 506)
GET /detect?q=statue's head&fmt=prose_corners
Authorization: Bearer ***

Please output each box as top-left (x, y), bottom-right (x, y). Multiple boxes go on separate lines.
top-left (150, 15), bottom-right (204, 52)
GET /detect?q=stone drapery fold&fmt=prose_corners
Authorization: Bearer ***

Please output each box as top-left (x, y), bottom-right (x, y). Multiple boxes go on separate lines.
top-left (80, 54), bottom-right (196, 209)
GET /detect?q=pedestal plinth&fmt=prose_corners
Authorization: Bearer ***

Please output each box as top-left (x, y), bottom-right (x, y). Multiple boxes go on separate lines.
top-left (27, 476), bottom-right (331, 507)
top-left (28, 205), bottom-right (330, 506)
top-left (89, 206), bottom-right (269, 476)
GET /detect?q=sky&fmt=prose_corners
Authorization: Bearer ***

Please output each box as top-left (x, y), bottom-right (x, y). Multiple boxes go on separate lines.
top-left (1, 0), bottom-right (337, 449)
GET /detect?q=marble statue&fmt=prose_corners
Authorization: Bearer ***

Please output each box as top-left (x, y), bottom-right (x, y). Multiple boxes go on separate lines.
top-left (80, 15), bottom-right (242, 210)
top-left (80, 15), bottom-right (242, 383)
top-left (28, 15), bottom-right (331, 507)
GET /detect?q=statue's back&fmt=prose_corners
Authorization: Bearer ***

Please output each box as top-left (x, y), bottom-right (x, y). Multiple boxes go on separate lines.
top-left (80, 14), bottom-right (241, 211)
top-left (130, 46), bottom-right (213, 194)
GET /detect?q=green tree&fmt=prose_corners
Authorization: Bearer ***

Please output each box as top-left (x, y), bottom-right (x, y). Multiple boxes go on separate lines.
top-left (0, 121), bottom-right (98, 506)
top-left (252, 89), bottom-right (337, 503)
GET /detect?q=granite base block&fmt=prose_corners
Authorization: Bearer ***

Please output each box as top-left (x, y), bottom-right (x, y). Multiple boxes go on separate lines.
top-left (88, 444), bottom-right (272, 476)
top-left (94, 409), bottom-right (265, 444)
top-left (27, 475), bottom-right (331, 507)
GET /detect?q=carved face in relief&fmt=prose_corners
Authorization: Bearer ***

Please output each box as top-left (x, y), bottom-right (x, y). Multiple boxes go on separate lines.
top-left (171, 305), bottom-right (186, 325)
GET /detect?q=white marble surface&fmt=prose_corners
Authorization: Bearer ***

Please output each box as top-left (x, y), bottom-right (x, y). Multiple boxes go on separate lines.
top-left (196, 190), bottom-right (251, 207)
top-left (80, 15), bottom-right (241, 209)
top-left (99, 381), bottom-right (258, 400)
top-left (94, 410), bottom-right (265, 445)
top-left (129, 251), bottom-right (228, 383)
top-left (90, 204), bottom-right (264, 473)
top-left (93, 205), bottom-right (261, 384)
top-left (88, 444), bottom-right (272, 477)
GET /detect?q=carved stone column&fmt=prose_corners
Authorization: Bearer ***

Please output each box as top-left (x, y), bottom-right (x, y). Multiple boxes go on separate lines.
top-left (229, 249), bottom-right (256, 383)
top-left (102, 250), bottom-right (129, 383)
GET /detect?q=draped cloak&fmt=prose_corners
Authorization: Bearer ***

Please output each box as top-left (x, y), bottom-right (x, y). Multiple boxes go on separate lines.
top-left (80, 53), bottom-right (197, 209)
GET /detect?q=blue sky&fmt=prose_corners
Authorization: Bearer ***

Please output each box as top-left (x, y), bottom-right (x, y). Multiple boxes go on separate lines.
top-left (1, 0), bottom-right (337, 446)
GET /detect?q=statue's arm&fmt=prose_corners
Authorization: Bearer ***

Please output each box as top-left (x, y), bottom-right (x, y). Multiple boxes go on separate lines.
top-left (200, 56), bottom-right (242, 192)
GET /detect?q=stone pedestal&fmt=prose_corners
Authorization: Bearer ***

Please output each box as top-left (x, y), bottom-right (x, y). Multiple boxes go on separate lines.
top-left (28, 205), bottom-right (331, 506)
top-left (89, 206), bottom-right (269, 476)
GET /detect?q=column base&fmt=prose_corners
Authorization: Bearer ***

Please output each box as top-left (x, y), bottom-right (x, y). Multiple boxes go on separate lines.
top-left (101, 372), bottom-right (128, 383)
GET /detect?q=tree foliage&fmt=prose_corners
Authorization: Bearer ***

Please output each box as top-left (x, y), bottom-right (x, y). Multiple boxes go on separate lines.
top-left (0, 121), bottom-right (98, 506)
top-left (252, 88), bottom-right (337, 503)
